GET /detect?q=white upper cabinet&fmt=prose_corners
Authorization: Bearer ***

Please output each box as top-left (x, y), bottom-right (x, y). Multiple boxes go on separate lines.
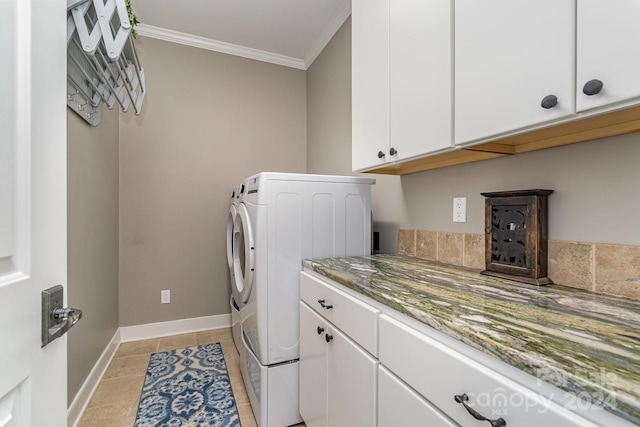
top-left (352, 0), bottom-right (452, 172)
top-left (352, 0), bottom-right (390, 172)
top-left (576, 0), bottom-right (640, 112)
top-left (389, 0), bottom-right (452, 160)
top-left (454, 0), bottom-right (576, 145)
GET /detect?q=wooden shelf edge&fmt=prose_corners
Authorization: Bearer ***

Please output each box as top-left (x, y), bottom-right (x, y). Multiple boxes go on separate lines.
top-left (364, 150), bottom-right (506, 175)
top-left (363, 105), bottom-right (640, 176)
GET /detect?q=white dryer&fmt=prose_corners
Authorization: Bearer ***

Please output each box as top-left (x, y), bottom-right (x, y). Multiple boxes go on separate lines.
top-left (231, 172), bottom-right (375, 427)
top-left (226, 183), bottom-right (243, 354)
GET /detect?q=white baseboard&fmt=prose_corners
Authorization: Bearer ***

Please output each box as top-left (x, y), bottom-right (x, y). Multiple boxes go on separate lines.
top-left (119, 314), bottom-right (231, 342)
top-left (67, 328), bottom-right (121, 427)
top-left (67, 314), bottom-right (232, 426)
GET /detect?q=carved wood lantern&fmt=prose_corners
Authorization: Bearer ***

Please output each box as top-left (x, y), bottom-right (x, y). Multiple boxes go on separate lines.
top-left (481, 189), bottom-right (553, 285)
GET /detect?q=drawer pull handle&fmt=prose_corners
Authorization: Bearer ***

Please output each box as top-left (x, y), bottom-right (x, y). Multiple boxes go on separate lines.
top-left (454, 394), bottom-right (506, 426)
top-left (317, 299), bottom-right (333, 310)
top-left (325, 333), bottom-right (333, 343)
top-left (317, 326), bottom-right (324, 335)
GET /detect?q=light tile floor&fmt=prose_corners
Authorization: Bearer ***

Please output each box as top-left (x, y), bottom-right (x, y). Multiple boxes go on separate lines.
top-left (77, 328), bottom-right (306, 427)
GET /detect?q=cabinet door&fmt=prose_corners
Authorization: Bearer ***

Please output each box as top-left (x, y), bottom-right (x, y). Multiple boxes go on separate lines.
top-left (352, 0), bottom-right (390, 171)
top-left (577, 0), bottom-right (640, 112)
top-left (390, 0), bottom-right (452, 159)
top-left (299, 302), bottom-right (328, 427)
top-left (327, 325), bottom-right (378, 427)
top-left (379, 366), bottom-right (458, 427)
top-left (455, 0), bottom-right (575, 145)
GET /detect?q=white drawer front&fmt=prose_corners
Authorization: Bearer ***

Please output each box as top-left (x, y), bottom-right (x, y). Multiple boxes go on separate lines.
top-left (379, 314), bottom-right (596, 427)
top-left (379, 365), bottom-right (457, 427)
top-left (301, 272), bottom-right (379, 356)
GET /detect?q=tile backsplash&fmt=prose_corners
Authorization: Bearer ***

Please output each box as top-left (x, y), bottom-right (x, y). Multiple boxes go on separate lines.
top-left (398, 229), bottom-right (640, 301)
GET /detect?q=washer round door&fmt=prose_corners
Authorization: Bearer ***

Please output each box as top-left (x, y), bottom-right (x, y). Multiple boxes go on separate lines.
top-left (232, 203), bottom-right (255, 304)
top-left (226, 204), bottom-right (237, 270)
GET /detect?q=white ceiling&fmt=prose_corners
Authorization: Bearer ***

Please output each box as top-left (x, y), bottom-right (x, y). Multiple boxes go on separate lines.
top-left (131, 0), bottom-right (351, 70)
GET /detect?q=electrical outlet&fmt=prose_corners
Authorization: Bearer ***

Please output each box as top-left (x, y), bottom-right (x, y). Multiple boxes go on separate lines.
top-left (453, 197), bottom-right (467, 223)
top-left (161, 290), bottom-right (170, 304)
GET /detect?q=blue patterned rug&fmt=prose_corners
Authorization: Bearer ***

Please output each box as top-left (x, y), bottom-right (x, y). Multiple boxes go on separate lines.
top-left (134, 343), bottom-right (241, 426)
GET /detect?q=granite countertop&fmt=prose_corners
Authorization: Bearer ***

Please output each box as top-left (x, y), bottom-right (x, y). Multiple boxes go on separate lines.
top-left (303, 254), bottom-right (640, 425)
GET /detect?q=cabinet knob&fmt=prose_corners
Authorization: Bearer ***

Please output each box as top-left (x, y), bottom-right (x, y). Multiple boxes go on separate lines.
top-left (540, 95), bottom-right (558, 109)
top-left (377, 151), bottom-right (385, 159)
top-left (317, 326), bottom-right (324, 335)
top-left (389, 147), bottom-right (397, 156)
top-left (325, 333), bottom-right (333, 343)
top-left (582, 79), bottom-right (603, 96)
top-left (454, 394), bottom-right (507, 426)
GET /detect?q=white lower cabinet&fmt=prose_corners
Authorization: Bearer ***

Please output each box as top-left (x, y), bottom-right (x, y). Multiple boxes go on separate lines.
top-left (299, 271), bottom-right (380, 427)
top-left (299, 302), bottom-right (378, 427)
top-left (378, 365), bottom-right (458, 427)
top-left (300, 271), bottom-right (627, 427)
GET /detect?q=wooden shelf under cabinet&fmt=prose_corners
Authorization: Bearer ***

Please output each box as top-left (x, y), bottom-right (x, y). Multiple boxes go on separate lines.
top-left (365, 104), bottom-right (640, 175)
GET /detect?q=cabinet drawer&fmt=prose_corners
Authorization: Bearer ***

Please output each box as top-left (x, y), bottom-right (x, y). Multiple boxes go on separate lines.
top-left (301, 272), bottom-right (379, 356)
top-left (379, 314), bottom-right (596, 427)
top-left (379, 366), bottom-right (457, 427)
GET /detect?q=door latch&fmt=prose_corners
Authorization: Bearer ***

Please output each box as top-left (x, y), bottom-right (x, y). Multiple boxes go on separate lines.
top-left (41, 285), bottom-right (83, 347)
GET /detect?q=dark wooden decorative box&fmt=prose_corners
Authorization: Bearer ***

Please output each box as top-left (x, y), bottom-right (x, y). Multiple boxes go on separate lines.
top-left (480, 189), bottom-right (553, 285)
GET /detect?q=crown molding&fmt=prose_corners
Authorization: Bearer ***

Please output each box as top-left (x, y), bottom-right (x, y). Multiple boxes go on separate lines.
top-left (304, 0), bottom-right (351, 69)
top-left (136, 24), bottom-right (307, 70)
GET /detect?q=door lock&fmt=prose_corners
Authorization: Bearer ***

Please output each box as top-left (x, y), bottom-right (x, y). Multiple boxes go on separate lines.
top-left (42, 285), bottom-right (83, 347)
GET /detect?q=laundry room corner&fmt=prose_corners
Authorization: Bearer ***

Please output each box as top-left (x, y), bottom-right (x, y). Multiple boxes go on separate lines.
top-left (305, 16), bottom-right (409, 254)
top-left (117, 36), bottom-right (308, 328)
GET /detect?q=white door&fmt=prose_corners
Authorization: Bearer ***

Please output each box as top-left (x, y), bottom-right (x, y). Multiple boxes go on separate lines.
top-left (389, 0), bottom-right (452, 159)
top-left (352, 0), bottom-right (390, 171)
top-left (298, 302), bottom-right (327, 427)
top-left (455, 0), bottom-right (575, 145)
top-left (327, 325), bottom-right (378, 427)
top-left (0, 0), bottom-right (67, 425)
top-left (576, 0), bottom-right (640, 112)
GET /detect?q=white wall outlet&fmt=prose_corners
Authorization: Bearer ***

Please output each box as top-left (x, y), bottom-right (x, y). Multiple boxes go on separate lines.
top-left (453, 197), bottom-right (467, 223)
top-left (161, 290), bottom-right (170, 304)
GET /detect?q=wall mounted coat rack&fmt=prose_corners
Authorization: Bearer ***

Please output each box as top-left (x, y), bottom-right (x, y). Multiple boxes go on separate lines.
top-left (67, 0), bottom-right (145, 126)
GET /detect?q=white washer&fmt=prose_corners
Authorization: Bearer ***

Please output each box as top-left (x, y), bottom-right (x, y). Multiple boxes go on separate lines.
top-left (227, 183), bottom-right (243, 354)
top-left (232, 172), bottom-right (375, 426)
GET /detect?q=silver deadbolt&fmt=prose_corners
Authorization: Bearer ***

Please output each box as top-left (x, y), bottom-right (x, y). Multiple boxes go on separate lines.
top-left (41, 285), bottom-right (83, 347)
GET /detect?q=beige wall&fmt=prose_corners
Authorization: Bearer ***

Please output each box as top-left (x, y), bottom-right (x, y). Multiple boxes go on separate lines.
top-left (118, 37), bottom-right (307, 326)
top-left (400, 135), bottom-right (640, 245)
top-left (306, 18), bottom-right (407, 253)
top-left (67, 107), bottom-right (120, 404)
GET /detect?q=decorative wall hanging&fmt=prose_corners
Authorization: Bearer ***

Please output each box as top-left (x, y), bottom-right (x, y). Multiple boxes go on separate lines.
top-left (66, 0), bottom-right (146, 126)
top-left (481, 189), bottom-right (553, 285)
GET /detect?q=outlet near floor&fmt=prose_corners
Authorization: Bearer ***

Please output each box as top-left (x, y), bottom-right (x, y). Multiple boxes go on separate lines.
top-left (161, 289), bottom-right (170, 304)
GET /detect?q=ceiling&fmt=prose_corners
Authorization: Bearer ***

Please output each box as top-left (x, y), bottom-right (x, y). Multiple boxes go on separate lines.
top-left (131, 0), bottom-right (351, 70)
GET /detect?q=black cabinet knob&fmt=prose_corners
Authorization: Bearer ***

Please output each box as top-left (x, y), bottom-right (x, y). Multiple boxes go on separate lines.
top-left (325, 333), bottom-right (333, 343)
top-left (541, 95), bottom-right (558, 109)
top-left (317, 326), bottom-right (324, 335)
top-left (377, 151), bottom-right (385, 159)
top-left (583, 79), bottom-right (603, 96)
top-left (389, 147), bottom-right (397, 156)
